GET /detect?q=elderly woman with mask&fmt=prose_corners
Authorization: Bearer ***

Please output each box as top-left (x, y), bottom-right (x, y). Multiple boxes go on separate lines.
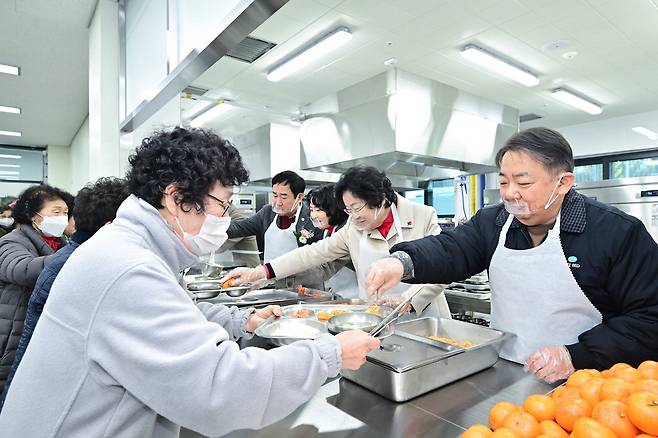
top-left (0, 127), bottom-right (378, 437)
top-left (0, 184), bottom-right (72, 389)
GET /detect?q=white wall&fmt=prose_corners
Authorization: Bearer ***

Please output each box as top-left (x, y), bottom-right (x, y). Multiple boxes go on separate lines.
top-left (70, 116), bottom-right (90, 191)
top-left (47, 144), bottom-right (72, 192)
top-left (558, 110), bottom-right (658, 158)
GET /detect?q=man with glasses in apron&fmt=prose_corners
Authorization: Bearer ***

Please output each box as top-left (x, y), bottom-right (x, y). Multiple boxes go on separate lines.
top-left (365, 128), bottom-right (658, 382)
top-left (223, 166), bottom-right (451, 318)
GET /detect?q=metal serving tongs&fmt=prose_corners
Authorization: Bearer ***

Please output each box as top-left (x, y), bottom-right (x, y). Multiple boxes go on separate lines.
top-left (368, 285), bottom-right (423, 338)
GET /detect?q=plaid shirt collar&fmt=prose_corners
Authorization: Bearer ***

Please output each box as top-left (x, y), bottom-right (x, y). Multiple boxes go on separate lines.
top-left (495, 189), bottom-right (586, 233)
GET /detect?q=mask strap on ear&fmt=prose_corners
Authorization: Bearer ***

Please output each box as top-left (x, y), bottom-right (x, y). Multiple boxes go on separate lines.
top-left (544, 172), bottom-right (565, 210)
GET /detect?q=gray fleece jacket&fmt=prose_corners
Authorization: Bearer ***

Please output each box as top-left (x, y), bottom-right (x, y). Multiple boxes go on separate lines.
top-left (0, 195), bottom-right (341, 438)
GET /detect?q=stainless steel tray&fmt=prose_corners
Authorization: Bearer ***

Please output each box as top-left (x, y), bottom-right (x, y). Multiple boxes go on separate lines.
top-left (340, 317), bottom-right (508, 402)
top-left (254, 318), bottom-right (328, 346)
top-left (198, 289), bottom-right (301, 307)
top-left (281, 304), bottom-right (391, 319)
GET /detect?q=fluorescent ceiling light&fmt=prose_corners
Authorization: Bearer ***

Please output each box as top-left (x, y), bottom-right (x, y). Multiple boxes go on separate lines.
top-left (0, 171), bottom-right (19, 175)
top-left (551, 88), bottom-right (602, 115)
top-left (0, 105), bottom-right (20, 115)
top-left (632, 126), bottom-right (658, 140)
top-left (267, 27), bottom-right (352, 82)
top-left (460, 45), bottom-right (539, 87)
top-left (0, 154), bottom-right (21, 159)
top-left (190, 102), bottom-right (233, 127)
top-left (0, 130), bottom-right (21, 137)
top-left (0, 64), bottom-right (20, 76)
top-left (0, 164), bottom-right (20, 168)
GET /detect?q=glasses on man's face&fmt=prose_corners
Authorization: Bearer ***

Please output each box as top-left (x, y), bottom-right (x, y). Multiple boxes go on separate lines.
top-left (205, 193), bottom-right (232, 217)
top-left (343, 203), bottom-right (368, 216)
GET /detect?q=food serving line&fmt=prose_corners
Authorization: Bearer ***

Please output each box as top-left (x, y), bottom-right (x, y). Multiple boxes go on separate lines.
top-left (181, 271), bottom-right (556, 438)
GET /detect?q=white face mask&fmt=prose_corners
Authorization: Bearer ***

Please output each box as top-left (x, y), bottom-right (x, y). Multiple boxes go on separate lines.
top-left (0, 217), bottom-right (14, 227)
top-left (272, 196), bottom-right (301, 216)
top-left (310, 217), bottom-right (323, 228)
top-left (35, 214), bottom-right (68, 237)
top-left (503, 173), bottom-right (564, 216)
top-left (175, 211), bottom-right (231, 256)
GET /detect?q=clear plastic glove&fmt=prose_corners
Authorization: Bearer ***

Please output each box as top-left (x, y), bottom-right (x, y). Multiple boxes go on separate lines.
top-left (365, 258), bottom-right (404, 298)
top-left (525, 345), bottom-right (575, 383)
top-left (220, 266), bottom-right (267, 287)
top-left (245, 305), bottom-right (282, 333)
top-left (334, 330), bottom-right (381, 370)
top-left (375, 293), bottom-right (411, 313)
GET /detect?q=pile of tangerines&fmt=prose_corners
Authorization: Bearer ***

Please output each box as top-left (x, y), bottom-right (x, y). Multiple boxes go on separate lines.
top-left (460, 360), bottom-right (658, 438)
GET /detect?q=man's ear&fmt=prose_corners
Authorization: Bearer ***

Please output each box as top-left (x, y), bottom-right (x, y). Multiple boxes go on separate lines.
top-left (558, 172), bottom-right (575, 195)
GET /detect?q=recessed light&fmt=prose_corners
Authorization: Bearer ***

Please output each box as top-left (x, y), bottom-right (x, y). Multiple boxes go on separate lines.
top-left (632, 126), bottom-right (658, 140)
top-left (562, 51), bottom-right (578, 60)
top-left (460, 45), bottom-right (539, 87)
top-left (551, 88), bottom-right (602, 115)
top-left (0, 64), bottom-right (20, 76)
top-left (0, 130), bottom-right (21, 137)
top-left (0, 105), bottom-right (21, 115)
top-left (267, 27), bottom-right (352, 82)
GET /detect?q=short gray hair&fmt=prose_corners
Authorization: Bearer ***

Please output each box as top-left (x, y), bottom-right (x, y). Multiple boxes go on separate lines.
top-left (495, 127), bottom-right (574, 174)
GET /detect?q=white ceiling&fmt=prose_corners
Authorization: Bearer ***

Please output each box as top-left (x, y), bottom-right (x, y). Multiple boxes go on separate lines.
top-left (189, 0), bottom-right (658, 138)
top-left (0, 0), bottom-right (95, 147)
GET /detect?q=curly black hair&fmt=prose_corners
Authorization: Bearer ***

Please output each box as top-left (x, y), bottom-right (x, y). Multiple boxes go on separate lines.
top-left (73, 177), bottom-right (130, 235)
top-left (125, 127), bottom-right (249, 211)
top-left (308, 184), bottom-right (347, 227)
top-left (335, 166), bottom-right (397, 210)
top-left (12, 184), bottom-right (73, 225)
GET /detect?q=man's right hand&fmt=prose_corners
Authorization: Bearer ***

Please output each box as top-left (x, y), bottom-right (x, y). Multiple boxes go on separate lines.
top-left (365, 257), bottom-right (404, 298)
top-left (220, 266), bottom-right (267, 286)
top-left (334, 331), bottom-right (380, 370)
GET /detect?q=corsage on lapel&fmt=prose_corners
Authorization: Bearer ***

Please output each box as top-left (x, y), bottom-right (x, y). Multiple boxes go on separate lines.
top-left (293, 228), bottom-right (314, 244)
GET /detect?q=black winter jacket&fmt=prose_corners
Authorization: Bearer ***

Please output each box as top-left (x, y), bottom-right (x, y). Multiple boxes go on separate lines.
top-left (393, 190), bottom-right (658, 370)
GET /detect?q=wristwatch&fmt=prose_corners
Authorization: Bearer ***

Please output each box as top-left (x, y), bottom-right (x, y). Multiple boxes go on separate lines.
top-left (388, 251), bottom-right (415, 281)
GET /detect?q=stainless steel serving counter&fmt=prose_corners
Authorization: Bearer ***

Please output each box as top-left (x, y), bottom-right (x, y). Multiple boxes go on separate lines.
top-left (181, 336), bottom-right (556, 438)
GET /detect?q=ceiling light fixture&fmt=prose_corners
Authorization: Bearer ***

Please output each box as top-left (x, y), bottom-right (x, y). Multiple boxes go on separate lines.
top-left (0, 171), bottom-right (19, 176)
top-left (0, 164), bottom-right (20, 168)
top-left (551, 88), bottom-right (602, 115)
top-left (632, 126), bottom-right (658, 140)
top-left (0, 154), bottom-right (21, 159)
top-left (460, 44), bottom-right (539, 87)
top-left (0, 130), bottom-right (21, 137)
top-left (267, 27), bottom-right (352, 82)
top-left (0, 63), bottom-right (20, 76)
top-left (190, 101), bottom-right (233, 127)
top-left (0, 105), bottom-right (20, 115)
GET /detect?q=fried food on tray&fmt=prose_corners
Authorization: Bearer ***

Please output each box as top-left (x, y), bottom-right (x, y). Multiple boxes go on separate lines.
top-left (296, 285), bottom-right (326, 298)
top-left (221, 279), bottom-right (234, 289)
top-left (427, 336), bottom-right (476, 348)
top-left (316, 309), bottom-right (350, 321)
top-left (292, 309), bottom-right (313, 318)
top-left (366, 305), bottom-right (383, 316)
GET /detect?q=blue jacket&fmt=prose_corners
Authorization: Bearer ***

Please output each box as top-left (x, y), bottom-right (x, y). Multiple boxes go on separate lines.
top-left (1, 230), bottom-right (91, 406)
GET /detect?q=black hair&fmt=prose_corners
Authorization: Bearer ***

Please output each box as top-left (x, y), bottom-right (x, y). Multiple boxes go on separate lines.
top-left (61, 191), bottom-right (75, 218)
top-left (73, 177), bottom-right (130, 235)
top-left (495, 127), bottom-right (575, 174)
top-left (308, 184), bottom-right (348, 227)
top-left (334, 166), bottom-right (396, 210)
top-left (0, 205), bottom-right (12, 214)
top-left (271, 170), bottom-right (305, 196)
top-left (12, 184), bottom-right (72, 225)
top-left (125, 127), bottom-right (249, 211)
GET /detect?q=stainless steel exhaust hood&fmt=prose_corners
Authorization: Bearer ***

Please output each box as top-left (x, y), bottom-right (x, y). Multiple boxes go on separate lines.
top-left (299, 69), bottom-right (519, 187)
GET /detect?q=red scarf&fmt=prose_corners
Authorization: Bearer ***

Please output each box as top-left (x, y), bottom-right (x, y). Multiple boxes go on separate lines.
top-left (42, 235), bottom-right (62, 252)
top-left (377, 211), bottom-right (394, 238)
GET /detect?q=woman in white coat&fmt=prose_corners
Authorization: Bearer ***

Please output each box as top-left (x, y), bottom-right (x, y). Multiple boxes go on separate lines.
top-left (224, 166), bottom-right (450, 317)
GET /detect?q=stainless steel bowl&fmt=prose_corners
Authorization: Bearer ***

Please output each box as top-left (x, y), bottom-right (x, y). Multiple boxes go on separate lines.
top-left (327, 312), bottom-right (393, 338)
top-left (254, 318), bottom-right (328, 346)
top-left (222, 286), bottom-right (250, 297)
top-left (187, 280), bottom-right (224, 291)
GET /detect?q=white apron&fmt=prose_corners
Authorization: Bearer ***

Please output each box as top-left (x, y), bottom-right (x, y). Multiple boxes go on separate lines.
top-left (489, 212), bottom-right (602, 364)
top-left (263, 207), bottom-right (302, 263)
top-left (356, 204), bottom-right (441, 317)
top-left (323, 229), bottom-right (360, 299)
